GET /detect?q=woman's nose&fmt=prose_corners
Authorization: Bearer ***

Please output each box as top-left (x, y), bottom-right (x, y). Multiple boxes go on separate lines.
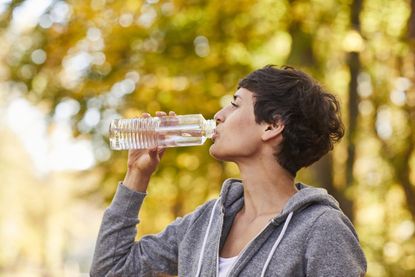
top-left (214, 109), bottom-right (224, 124)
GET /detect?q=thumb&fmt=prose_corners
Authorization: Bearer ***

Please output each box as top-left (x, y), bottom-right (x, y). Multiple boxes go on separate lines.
top-left (148, 147), bottom-right (159, 160)
top-left (157, 147), bottom-right (166, 159)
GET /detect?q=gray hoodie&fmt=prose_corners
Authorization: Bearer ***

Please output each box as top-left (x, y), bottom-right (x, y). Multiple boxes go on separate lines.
top-left (90, 179), bottom-right (367, 276)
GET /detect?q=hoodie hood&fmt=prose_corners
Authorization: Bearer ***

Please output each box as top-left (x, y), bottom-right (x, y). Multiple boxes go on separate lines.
top-left (192, 178), bottom-right (346, 277)
top-left (192, 178), bottom-right (344, 277)
top-left (218, 178), bottom-right (341, 222)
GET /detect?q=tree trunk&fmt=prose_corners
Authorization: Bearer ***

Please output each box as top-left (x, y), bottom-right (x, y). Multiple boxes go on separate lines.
top-left (313, 155), bottom-right (354, 220)
top-left (397, 0), bottom-right (415, 220)
top-left (286, 0), bottom-right (361, 222)
top-left (343, 0), bottom-right (364, 223)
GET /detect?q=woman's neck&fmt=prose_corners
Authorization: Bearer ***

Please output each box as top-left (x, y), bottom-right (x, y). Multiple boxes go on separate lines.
top-left (236, 157), bottom-right (297, 219)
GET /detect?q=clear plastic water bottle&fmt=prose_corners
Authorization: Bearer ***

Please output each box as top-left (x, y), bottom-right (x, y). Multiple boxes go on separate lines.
top-left (109, 114), bottom-right (216, 150)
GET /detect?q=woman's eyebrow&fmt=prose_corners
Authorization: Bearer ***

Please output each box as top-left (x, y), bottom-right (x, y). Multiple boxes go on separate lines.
top-left (233, 94), bottom-right (242, 101)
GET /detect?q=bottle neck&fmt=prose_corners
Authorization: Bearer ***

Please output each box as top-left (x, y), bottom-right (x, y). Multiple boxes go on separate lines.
top-left (204, 119), bottom-right (216, 138)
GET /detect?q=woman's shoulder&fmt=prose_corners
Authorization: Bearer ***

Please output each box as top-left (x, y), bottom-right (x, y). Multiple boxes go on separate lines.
top-left (299, 204), bottom-right (359, 242)
top-left (293, 202), bottom-right (356, 235)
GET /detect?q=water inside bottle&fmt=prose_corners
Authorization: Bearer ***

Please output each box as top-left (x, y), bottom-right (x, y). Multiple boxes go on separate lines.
top-left (109, 115), bottom-right (215, 150)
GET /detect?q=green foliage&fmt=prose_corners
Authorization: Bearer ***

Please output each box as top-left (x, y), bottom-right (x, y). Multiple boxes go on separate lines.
top-left (1, 0), bottom-right (415, 276)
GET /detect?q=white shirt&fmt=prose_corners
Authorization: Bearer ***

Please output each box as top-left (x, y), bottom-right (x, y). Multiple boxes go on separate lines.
top-left (218, 256), bottom-right (238, 277)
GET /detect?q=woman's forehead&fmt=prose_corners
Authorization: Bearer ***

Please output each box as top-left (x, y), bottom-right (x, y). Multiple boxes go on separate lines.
top-left (234, 87), bottom-right (254, 99)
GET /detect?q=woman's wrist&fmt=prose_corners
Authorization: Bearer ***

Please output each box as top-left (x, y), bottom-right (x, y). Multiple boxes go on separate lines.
top-left (123, 169), bottom-right (151, 193)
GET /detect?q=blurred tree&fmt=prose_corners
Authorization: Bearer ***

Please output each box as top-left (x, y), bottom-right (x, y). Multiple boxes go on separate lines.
top-left (344, 0), bottom-right (364, 223)
top-left (396, 0), bottom-right (415, 221)
top-left (1, 0), bottom-right (415, 276)
top-left (284, 0), bottom-right (358, 222)
top-left (357, 0), bottom-right (415, 275)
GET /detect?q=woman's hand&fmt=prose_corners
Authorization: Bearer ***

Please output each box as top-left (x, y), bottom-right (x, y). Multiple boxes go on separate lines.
top-left (123, 111), bottom-right (175, 192)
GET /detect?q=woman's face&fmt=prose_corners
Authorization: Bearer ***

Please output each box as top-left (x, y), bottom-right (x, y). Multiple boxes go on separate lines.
top-left (209, 88), bottom-right (266, 162)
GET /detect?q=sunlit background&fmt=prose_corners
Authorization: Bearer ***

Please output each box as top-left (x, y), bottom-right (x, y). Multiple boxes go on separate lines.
top-left (0, 0), bottom-right (415, 276)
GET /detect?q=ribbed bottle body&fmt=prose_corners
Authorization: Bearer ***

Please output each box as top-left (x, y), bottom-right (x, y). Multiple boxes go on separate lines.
top-left (109, 114), bottom-right (216, 150)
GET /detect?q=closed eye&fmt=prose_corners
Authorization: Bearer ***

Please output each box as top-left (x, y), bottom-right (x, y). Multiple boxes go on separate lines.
top-left (231, 102), bottom-right (238, 107)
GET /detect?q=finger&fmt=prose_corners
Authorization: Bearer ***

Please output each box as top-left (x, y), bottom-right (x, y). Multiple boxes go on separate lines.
top-left (148, 146), bottom-right (158, 153)
top-left (168, 111), bottom-right (178, 126)
top-left (148, 152), bottom-right (158, 163)
top-left (129, 149), bottom-right (141, 155)
top-left (148, 146), bottom-right (158, 158)
top-left (128, 149), bottom-right (142, 157)
top-left (157, 147), bottom-right (166, 159)
top-left (157, 146), bottom-right (165, 154)
top-left (156, 111), bottom-right (167, 117)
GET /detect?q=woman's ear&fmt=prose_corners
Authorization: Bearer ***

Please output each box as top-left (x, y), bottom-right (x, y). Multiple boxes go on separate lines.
top-left (262, 122), bottom-right (284, 141)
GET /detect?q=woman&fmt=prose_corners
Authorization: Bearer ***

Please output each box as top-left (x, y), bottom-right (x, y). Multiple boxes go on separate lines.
top-left (91, 65), bottom-right (367, 276)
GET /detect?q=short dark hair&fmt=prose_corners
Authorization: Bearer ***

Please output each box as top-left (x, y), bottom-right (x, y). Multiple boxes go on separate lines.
top-left (238, 65), bottom-right (344, 176)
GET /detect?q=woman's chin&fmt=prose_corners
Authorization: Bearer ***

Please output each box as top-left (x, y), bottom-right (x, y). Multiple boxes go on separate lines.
top-left (208, 144), bottom-right (218, 158)
top-left (209, 145), bottom-right (231, 161)
top-left (209, 144), bottom-right (223, 160)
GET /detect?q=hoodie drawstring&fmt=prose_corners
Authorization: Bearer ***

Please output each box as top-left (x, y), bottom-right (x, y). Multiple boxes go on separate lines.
top-left (260, 211), bottom-right (294, 277)
top-left (195, 201), bottom-right (293, 277)
top-left (195, 198), bottom-right (220, 277)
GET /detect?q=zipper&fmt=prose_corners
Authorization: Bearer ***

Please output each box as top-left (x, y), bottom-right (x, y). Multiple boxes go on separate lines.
top-left (224, 220), bottom-right (275, 277)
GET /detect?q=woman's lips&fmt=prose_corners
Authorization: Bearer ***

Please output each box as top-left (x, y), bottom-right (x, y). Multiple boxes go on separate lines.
top-left (212, 130), bottom-right (219, 141)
